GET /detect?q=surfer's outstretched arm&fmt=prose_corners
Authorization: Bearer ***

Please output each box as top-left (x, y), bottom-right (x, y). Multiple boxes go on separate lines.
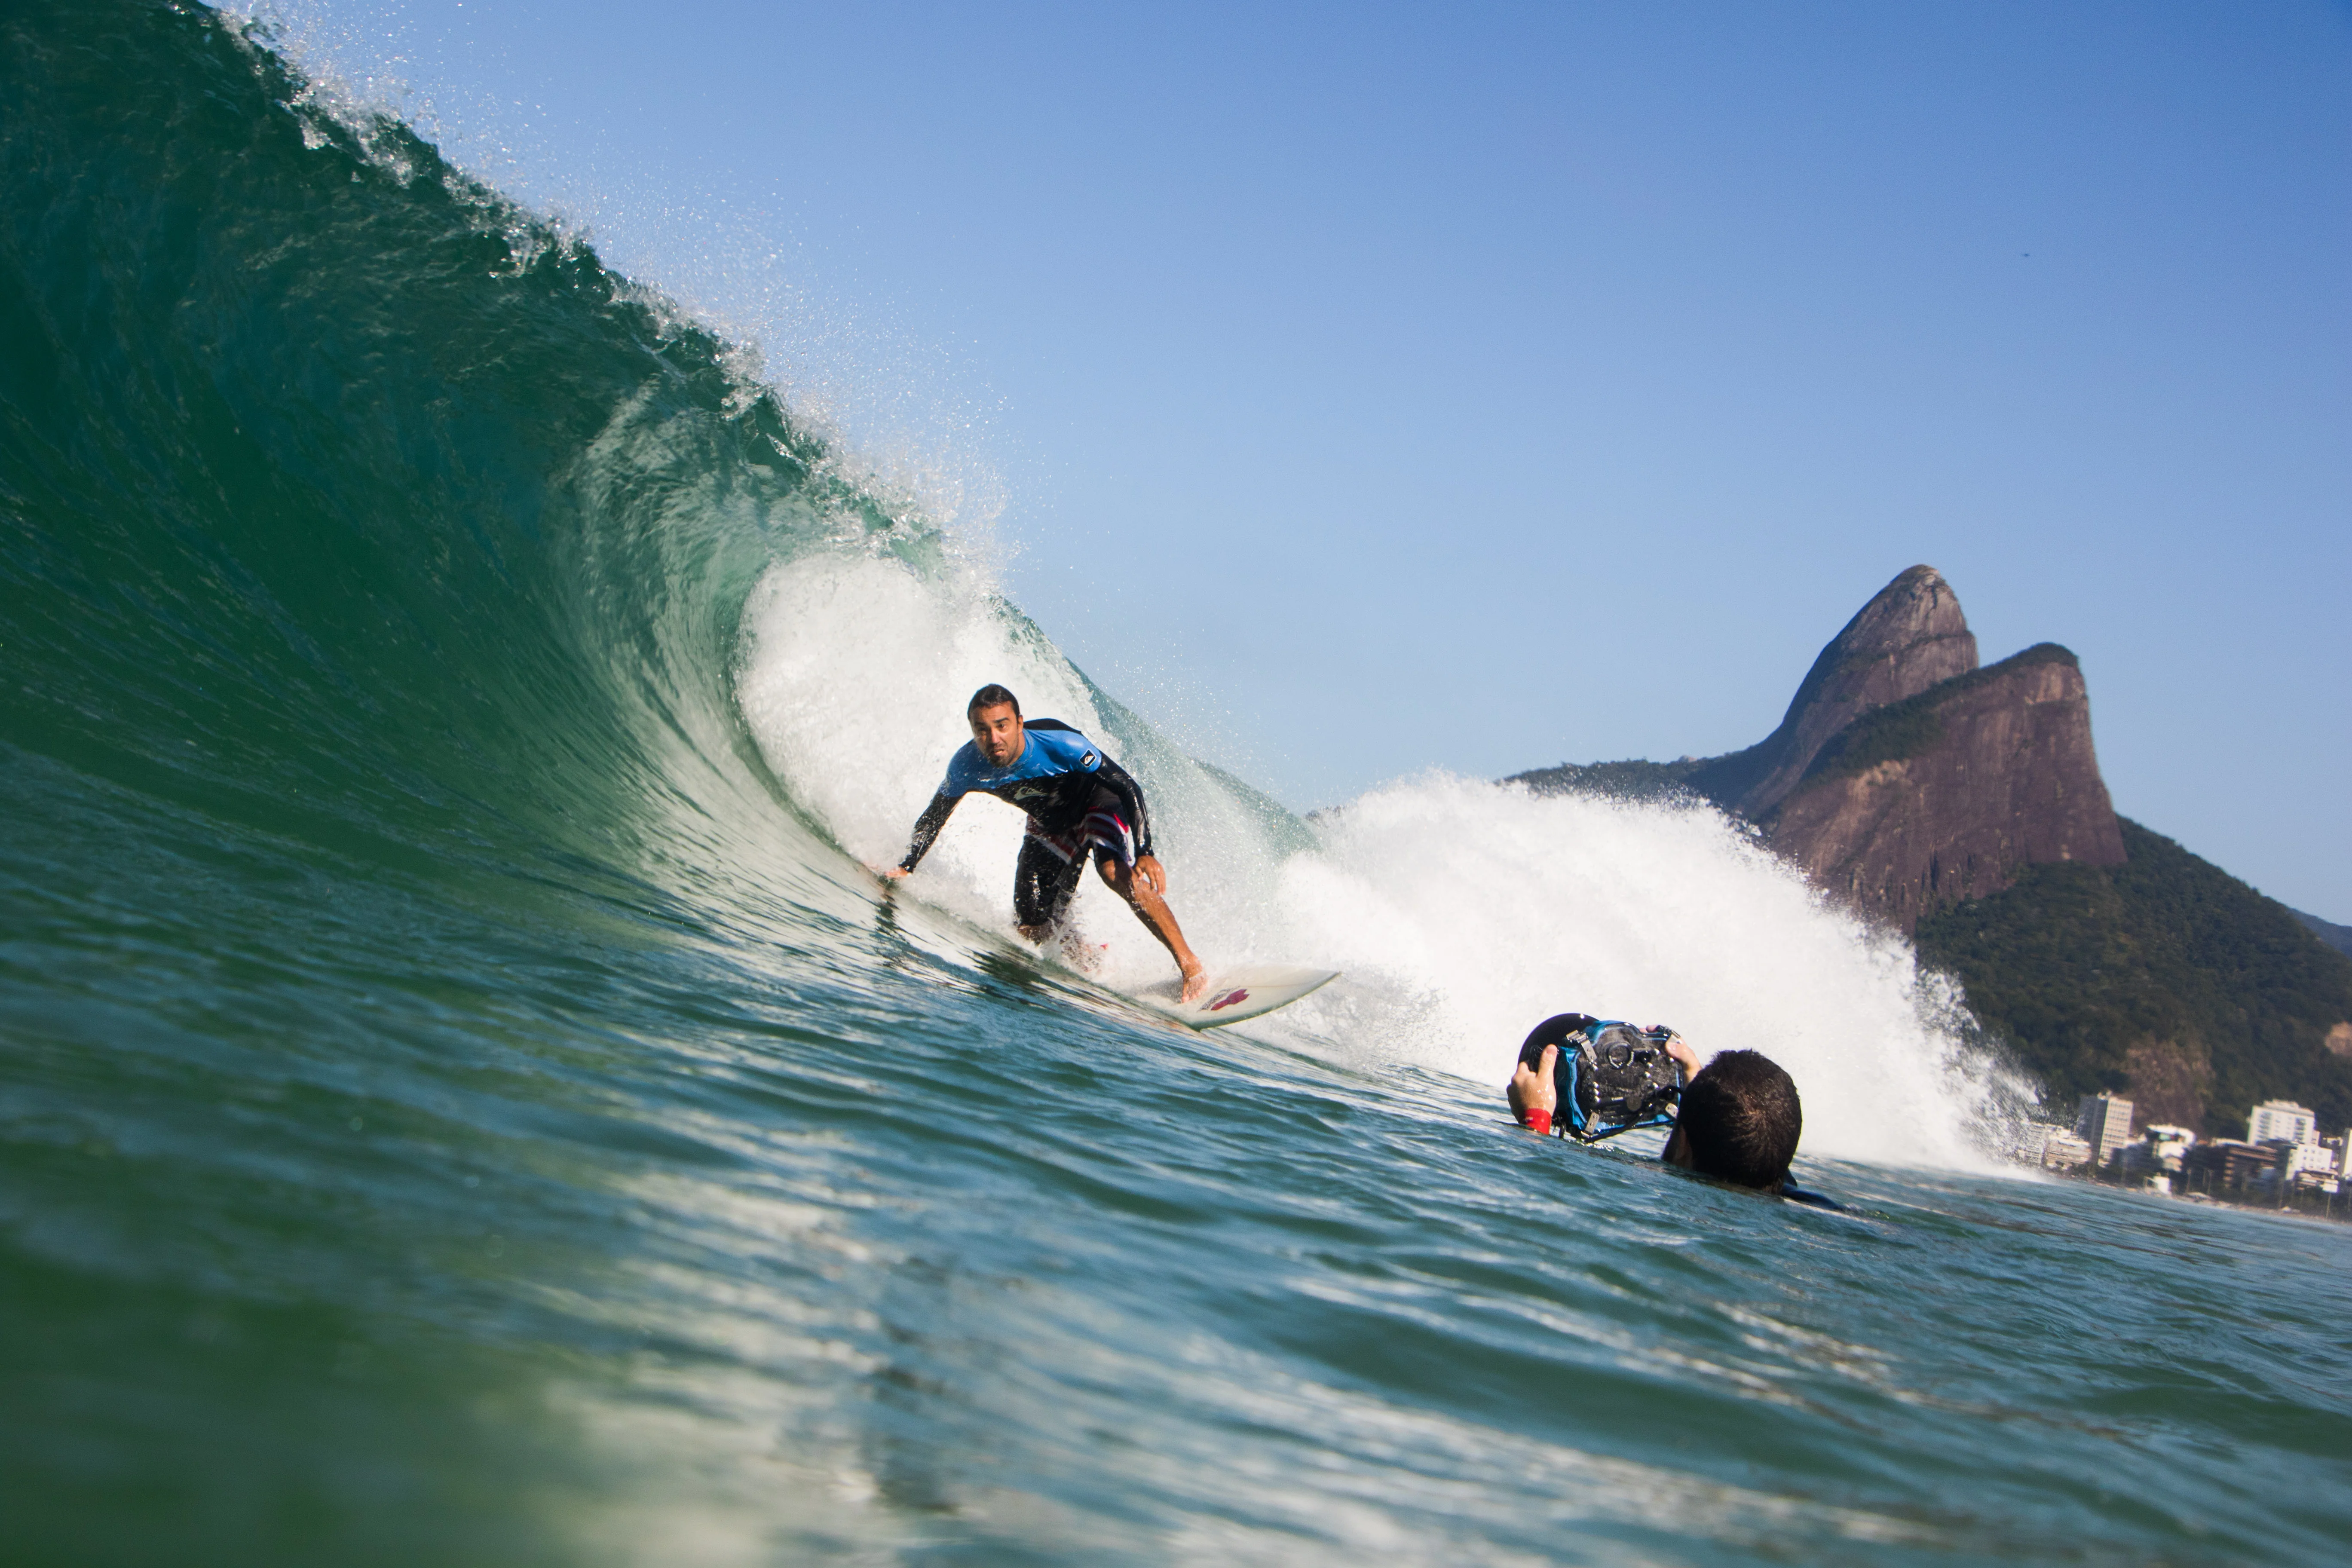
top-left (885, 792), bottom-right (959, 878)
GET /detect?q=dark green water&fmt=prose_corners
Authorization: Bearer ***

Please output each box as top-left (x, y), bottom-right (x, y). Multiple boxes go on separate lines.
top-left (4, 4), bottom-right (2349, 1562)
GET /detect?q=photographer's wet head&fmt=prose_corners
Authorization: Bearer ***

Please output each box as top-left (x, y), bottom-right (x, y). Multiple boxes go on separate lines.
top-left (1660, 1050), bottom-right (1802, 1193)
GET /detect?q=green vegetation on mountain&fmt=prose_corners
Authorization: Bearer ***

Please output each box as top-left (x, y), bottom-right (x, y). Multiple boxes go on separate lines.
top-left (1913, 818), bottom-right (2352, 1136)
top-left (2294, 907), bottom-right (2352, 960)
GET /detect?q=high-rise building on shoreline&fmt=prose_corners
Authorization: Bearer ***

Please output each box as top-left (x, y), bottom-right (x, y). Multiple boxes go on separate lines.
top-left (2249, 1100), bottom-right (2317, 1147)
top-left (2076, 1093), bottom-right (2135, 1169)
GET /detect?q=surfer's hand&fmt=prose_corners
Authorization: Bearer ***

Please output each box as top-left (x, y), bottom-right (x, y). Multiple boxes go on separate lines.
top-left (1511, 1045), bottom-right (1559, 1119)
top-left (879, 864), bottom-right (910, 881)
top-left (1132, 854), bottom-right (1167, 897)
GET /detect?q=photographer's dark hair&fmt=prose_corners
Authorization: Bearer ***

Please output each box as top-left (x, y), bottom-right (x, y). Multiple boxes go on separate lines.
top-left (1675, 1050), bottom-right (1801, 1191)
top-left (967, 684), bottom-right (1021, 719)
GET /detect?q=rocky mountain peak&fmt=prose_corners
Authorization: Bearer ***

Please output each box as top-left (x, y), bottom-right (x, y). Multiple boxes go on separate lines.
top-left (1690, 565), bottom-right (1979, 817)
top-left (1764, 642), bottom-right (2126, 931)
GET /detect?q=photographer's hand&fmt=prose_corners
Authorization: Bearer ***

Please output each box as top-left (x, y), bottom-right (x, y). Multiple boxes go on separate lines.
top-left (1652, 1028), bottom-right (1701, 1081)
top-left (1510, 1045), bottom-right (1559, 1131)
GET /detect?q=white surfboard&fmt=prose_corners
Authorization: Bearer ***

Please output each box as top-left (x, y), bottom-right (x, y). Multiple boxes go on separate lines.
top-left (1133, 965), bottom-right (1340, 1029)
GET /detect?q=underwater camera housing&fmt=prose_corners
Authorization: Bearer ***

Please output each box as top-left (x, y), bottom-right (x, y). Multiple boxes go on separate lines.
top-left (1558, 1023), bottom-right (1684, 1142)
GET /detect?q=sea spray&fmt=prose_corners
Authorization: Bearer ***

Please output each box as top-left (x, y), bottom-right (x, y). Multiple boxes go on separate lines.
top-left (736, 556), bottom-right (2013, 1167)
top-left (1276, 775), bottom-right (2013, 1166)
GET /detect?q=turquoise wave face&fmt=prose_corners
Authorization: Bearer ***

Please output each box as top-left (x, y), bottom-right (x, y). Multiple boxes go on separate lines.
top-left (0, 0), bottom-right (873, 870)
top-left (5, 4), bottom-right (2350, 1564)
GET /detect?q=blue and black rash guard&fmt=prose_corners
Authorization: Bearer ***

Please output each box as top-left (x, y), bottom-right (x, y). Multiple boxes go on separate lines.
top-left (897, 720), bottom-right (1155, 873)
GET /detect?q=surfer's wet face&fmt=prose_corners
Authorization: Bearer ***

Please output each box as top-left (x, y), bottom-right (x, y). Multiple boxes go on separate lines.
top-left (970, 701), bottom-right (1026, 768)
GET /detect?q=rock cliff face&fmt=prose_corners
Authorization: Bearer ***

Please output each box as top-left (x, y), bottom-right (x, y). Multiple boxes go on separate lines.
top-left (2120, 1037), bottom-right (2214, 1133)
top-left (1760, 643), bottom-right (2127, 931)
top-left (1688, 565), bottom-right (1979, 818)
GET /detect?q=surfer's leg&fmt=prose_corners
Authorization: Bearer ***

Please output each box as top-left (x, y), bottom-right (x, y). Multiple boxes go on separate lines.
top-left (1095, 854), bottom-right (1208, 1001)
top-left (1013, 834), bottom-right (1087, 946)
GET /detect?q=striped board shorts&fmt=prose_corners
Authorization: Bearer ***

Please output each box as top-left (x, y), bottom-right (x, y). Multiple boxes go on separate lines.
top-left (1025, 807), bottom-right (1137, 870)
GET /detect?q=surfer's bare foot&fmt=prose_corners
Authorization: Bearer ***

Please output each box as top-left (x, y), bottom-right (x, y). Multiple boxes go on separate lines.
top-left (1179, 965), bottom-right (1209, 1004)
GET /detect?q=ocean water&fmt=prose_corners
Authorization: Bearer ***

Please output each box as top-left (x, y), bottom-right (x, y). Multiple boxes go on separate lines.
top-left (3, 4), bottom-right (2349, 1563)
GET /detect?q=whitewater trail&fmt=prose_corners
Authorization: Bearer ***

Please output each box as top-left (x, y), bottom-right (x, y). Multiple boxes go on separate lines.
top-left (737, 553), bottom-right (2012, 1168)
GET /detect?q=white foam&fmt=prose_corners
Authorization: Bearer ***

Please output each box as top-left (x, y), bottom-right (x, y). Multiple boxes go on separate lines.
top-left (737, 553), bottom-right (2015, 1170)
top-left (736, 554), bottom-right (1106, 943)
top-left (1274, 775), bottom-right (2005, 1167)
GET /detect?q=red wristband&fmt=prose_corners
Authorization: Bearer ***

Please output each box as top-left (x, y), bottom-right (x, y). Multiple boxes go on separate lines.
top-left (1522, 1107), bottom-right (1552, 1136)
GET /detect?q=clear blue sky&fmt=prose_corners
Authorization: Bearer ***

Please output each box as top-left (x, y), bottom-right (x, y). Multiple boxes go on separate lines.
top-left (270, 0), bottom-right (2352, 917)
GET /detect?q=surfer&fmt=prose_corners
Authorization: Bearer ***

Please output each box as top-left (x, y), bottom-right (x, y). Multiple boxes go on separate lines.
top-left (1509, 1015), bottom-right (1809, 1196)
top-left (884, 685), bottom-right (1210, 1002)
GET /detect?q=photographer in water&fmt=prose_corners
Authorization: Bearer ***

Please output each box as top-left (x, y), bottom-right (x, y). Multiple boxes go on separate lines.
top-left (1507, 1013), bottom-right (1804, 1195)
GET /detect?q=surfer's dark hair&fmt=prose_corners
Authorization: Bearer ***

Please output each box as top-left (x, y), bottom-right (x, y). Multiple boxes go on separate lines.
top-left (1675, 1050), bottom-right (1801, 1192)
top-left (967, 684), bottom-right (1020, 719)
